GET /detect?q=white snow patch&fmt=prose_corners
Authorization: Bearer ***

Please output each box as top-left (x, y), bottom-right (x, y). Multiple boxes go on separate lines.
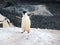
top-left (0, 27), bottom-right (60, 45)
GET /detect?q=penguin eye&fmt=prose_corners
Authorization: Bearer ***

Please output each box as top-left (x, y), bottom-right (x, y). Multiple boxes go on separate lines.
top-left (28, 14), bottom-right (30, 16)
top-left (5, 18), bottom-right (7, 20)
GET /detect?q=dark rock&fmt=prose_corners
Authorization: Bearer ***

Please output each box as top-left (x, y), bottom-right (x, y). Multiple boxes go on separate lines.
top-left (0, 0), bottom-right (60, 30)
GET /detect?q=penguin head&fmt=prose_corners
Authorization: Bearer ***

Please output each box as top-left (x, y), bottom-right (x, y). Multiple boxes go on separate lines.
top-left (23, 11), bottom-right (27, 15)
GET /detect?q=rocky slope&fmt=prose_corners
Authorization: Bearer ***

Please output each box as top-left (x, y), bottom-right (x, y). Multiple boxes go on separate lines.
top-left (0, 0), bottom-right (60, 30)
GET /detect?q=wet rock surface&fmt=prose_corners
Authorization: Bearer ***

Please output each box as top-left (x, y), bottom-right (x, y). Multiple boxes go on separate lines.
top-left (0, 1), bottom-right (60, 30)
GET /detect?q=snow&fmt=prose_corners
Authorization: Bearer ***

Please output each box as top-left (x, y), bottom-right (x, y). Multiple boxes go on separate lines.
top-left (0, 27), bottom-right (60, 45)
top-left (30, 5), bottom-right (53, 16)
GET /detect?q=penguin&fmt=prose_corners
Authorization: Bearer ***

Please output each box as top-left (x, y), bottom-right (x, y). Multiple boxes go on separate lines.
top-left (3, 18), bottom-right (10, 28)
top-left (21, 11), bottom-right (31, 33)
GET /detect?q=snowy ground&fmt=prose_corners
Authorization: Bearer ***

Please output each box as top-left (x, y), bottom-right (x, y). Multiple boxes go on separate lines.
top-left (0, 27), bottom-right (60, 45)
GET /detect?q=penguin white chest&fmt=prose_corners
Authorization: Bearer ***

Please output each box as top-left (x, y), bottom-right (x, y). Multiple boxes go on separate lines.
top-left (21, 16), bottom-right (31, 32)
